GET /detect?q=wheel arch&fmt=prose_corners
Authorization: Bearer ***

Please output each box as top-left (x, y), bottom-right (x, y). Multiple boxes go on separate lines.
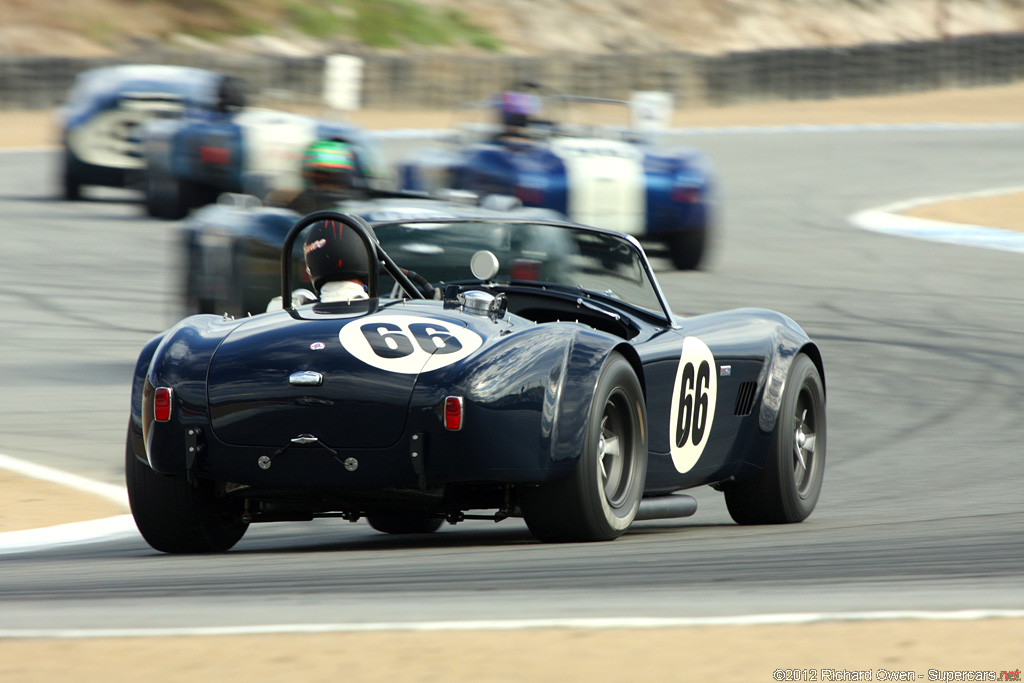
top-left (613, 341), bottom-right (647, 400)
top-left (756, 324), bottom-right (825, 437)
top-left (142, 315), bottom-right (240, 473)
top-left (546, 330), bottom-right (639, 470)
top-left (798, 341), bottom-right (826, 400)
top-left (130, 332), bottom-right (167, 459)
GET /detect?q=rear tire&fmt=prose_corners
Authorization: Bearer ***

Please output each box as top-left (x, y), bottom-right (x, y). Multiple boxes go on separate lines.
top-left (367, 516), bottom-right (444, 535)
top-left (144, 169), bottom-right (198, 220)
top-left (61, 150), bottom-right (82, 201)
top-left (667, 229), bottom-right (706, 270)
top-left (125, 426), bottom-right (248, 553)
top-left (519, 353), bottom-right (647, 542)
top-left (724, 354), bottom-right (826, 524)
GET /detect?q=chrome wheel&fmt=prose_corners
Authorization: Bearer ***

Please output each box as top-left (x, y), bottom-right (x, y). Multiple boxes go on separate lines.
top-left (724, 353), bottom-right (826, 525)
top-left (599, 393), bottom-right (634, 509)
top-left (519, 353), bottom-right (647, 542)
top-left (793, 401), bottom-right (818, 498)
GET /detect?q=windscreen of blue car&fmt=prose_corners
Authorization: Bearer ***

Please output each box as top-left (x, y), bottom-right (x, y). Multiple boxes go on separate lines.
top-left (372, 220), bottom-right (668, 318)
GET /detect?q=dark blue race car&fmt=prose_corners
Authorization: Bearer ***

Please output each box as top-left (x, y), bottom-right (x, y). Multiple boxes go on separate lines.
top-left (398, 91), bottom-right (715, 270)
top-left (140, 101), bottom-right (386, 220)
top-left (179, 189), bottom-right (563, 318)
top-left (127, 211), bottom-right (826, 553)
top-left (57, 64), bottom-right (237, 200)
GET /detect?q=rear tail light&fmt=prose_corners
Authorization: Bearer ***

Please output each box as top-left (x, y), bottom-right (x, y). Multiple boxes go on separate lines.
top-left (199, 146), bottom-right (231, 164)
top-left (515, 185), bottom-right (544, 205)
top-left (444, 396), bottom-right (464, 431)
top-left (510, 259), bottom-right (541, 281)
top-left (154, 387), bottom-right (173, 422)
top-left (671, 185), bottom-right (702, 203)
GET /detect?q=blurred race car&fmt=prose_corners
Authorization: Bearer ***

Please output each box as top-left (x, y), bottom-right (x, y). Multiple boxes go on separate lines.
top-left (397, 88), bottom-right (715, 270)
top-left (180, 188), bottom-right (564, 318)
top-left (57, 64), bottom-right (238, 200)
top-left (127, 211), bottom-right (826, 553)
top-left (140, 101), bottom-right (387, 220)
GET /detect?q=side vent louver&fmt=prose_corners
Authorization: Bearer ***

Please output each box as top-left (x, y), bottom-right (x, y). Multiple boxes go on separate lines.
top-left (734, 381), bottom-right (757, 416)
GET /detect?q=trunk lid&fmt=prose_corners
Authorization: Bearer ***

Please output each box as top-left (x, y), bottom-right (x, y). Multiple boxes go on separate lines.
top-left (207, 307), bottom-right (470, 449)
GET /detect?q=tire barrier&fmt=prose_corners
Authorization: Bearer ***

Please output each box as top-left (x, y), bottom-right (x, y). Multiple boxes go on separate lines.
top-left (4, 32), bottom-right (1024, 112)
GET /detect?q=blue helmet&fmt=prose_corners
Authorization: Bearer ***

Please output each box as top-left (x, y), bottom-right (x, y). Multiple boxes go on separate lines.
top-left (498, 91), bottom-right (540, 128)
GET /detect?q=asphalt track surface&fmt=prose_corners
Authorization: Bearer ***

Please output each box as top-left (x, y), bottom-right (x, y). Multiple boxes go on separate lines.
top-left (0, 128), bottom-right (1022, 632)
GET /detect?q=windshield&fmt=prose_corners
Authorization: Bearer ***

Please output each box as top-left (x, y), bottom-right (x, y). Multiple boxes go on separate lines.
top-left (372, 219), bottom-right (669, 319)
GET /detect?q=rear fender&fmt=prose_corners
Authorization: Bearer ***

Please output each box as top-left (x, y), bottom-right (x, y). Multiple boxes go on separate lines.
top-left (548, 327), bottom-right (622, 470)
top-left (129, 333), bottom-right (166, 461)
top-left (142, 314), bottom-right (242, 473)
top-left (414, 323), bottom-right (619, 482)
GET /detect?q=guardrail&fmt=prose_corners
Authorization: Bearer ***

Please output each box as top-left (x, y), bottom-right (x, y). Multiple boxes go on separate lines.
top-left (4, 32), bottom-right (1024, 112)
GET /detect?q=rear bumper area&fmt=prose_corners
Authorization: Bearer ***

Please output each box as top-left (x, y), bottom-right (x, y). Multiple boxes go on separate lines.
top-left (144, 397), bottom-right (578, 493)
top-left (172, 420), bottom-right (575, 494)
top-left (197, 439), bottom-right (427, 492)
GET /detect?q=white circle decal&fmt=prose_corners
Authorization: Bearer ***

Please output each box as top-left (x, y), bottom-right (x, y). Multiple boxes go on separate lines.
top-left (338, 314), bottom-right (483, 374)
top-left (668, 337), bottom-right (718, 474)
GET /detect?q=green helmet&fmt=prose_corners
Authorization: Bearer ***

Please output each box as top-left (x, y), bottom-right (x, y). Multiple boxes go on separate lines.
top-left (302, 140), bottom-right (356, 189)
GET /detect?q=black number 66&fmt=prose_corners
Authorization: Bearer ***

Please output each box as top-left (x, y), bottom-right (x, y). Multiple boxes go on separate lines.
top-left (675, 360), bottom-right (711, 448)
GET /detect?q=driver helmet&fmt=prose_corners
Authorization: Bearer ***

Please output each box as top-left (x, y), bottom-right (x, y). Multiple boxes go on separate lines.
top-left (302, 140), bottom-right (357, 191)
top-left (498, 91), bottom-right (540, 129)
top-left (303, 218), bottom-right (370, 294)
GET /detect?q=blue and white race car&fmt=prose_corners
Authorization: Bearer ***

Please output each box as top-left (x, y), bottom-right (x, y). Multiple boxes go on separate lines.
top-left (57, 64), bottom-right (237, 200)
top-left (140, 103), bottom-right (387, 220)
top-left (398, 90), bottom-right (715, 270)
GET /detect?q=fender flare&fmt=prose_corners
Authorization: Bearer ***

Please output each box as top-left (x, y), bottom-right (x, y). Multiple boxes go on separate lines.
top-left (757, 320), bottom-right (826, 436)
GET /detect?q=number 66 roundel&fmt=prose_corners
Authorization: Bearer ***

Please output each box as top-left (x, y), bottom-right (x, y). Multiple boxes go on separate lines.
top-left (339, 315), bottom-right (483, 374)
top-left (669, 337), bottom-right (718, 474)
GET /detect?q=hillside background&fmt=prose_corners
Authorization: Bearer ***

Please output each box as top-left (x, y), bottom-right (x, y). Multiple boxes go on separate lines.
top-left (4, 0), bottom-right (1024, 57)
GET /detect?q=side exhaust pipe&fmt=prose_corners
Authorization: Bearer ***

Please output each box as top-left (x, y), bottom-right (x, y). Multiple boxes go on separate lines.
top-left (635, 494), bottom-right (698, 521)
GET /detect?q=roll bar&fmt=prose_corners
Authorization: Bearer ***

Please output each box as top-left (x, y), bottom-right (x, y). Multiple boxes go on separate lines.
top-left (280, 211), bottom-right (423, 310)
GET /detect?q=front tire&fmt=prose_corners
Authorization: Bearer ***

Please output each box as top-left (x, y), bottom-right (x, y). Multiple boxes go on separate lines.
top-left (519, 353), bottom-right (648, 542)
top-left (724, 353), bottom-right (826, 524)
top-left (125, 427), bottom-right (248, 553)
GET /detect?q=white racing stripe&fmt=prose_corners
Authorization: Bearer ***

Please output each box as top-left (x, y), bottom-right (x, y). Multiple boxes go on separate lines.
top-left (548, 137), bottom-right (646, 235)
top-left (234, 108), bottom-right (321, 191)
top-left (0, 610), bottom-right (1022, 639)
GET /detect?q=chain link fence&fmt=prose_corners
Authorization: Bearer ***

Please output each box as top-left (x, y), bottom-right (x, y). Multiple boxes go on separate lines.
top-left (4, 32), bottom-right (1024, 112)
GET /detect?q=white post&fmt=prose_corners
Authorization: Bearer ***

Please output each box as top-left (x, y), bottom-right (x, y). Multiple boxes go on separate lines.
top-left (630, 91), bottom-right (674, 131)
top-left (323, 54), bottom-right (364, 113)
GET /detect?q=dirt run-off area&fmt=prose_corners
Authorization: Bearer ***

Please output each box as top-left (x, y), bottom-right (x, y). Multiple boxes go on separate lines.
top-left (1, 82), bottom-right (1023, 683)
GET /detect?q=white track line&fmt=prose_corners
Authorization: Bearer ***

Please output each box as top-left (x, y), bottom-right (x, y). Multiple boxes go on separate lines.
top-left (0, 452), bottom-right (127, 505)
top-left (1, 610), bottom-right (1023, 639)
top-left (2, 453), bottom-right (1022, 634)
top-left (850, 185), bottom-right (1024, 254)
top-left (668, 121), bottom-right (1024, 136)
top-left (0, 515), bottom-right (137, 555)
top-left (0, 451), bottom-right (135, 554)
